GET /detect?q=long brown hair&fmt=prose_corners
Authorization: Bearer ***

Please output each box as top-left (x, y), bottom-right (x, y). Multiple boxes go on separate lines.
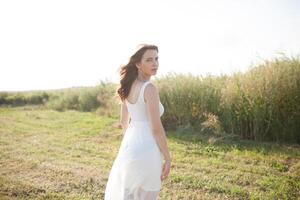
top-left (117, 44), bottom-right (158, 102)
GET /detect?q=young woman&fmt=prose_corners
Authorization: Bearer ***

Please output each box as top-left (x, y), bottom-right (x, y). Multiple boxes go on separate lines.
top-left (104, 44), bottom-right (171, 199)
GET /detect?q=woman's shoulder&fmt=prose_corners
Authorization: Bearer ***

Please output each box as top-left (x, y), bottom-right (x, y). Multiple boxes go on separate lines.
top-left (144, 81), bottom-right (158, 93)
top-left (144, 81), bottom-right (160, 101)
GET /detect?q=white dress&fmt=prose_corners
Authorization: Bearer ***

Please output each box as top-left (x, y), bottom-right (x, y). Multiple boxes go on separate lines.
top-left (104, 81), bottom-right (165, 200)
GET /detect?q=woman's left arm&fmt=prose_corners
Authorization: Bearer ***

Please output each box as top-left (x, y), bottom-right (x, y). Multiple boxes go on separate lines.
top-left (120, 101), bottom-right (130, 134)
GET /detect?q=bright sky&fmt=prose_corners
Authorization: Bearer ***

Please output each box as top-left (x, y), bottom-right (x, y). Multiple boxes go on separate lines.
top-left (1, 0), bottom-right (300, 92)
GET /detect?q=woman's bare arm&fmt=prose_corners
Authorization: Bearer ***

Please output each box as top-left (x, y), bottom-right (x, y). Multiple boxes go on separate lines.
top-left (120, 101), bottom-right (130, 134)
top-left (144, 83), bottom-right (171, 162)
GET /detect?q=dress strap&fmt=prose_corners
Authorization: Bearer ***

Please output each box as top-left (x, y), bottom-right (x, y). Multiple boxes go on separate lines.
top-left (138, 81), bottom-right (151, 104)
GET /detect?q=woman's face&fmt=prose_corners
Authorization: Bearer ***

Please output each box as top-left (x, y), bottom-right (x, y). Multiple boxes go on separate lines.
top-left (136, 49), bottom-right (159, 76)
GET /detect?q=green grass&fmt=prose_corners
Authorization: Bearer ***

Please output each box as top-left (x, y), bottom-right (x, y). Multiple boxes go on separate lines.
top-left (0, 105), bottom-right (299, 199)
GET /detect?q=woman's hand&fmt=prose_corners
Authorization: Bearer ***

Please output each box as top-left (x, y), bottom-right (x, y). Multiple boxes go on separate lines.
top-left (160, 159), bottom-right (171, 181)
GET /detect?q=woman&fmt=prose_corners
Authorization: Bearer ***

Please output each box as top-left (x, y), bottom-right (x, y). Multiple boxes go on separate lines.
top-left (104, 44), bottom-right (171, 200)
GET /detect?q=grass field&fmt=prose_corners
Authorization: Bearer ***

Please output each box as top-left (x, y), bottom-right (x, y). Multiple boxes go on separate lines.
top-left (0, 105), bottom-right (299, 200)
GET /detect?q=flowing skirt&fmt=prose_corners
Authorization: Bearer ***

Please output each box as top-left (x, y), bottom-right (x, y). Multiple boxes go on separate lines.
top-left (104, 120), bottom-right (163, 200)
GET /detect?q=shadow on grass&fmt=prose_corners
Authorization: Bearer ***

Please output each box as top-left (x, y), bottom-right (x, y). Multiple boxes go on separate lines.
top-left (166, 125), bottom-right (300, 157)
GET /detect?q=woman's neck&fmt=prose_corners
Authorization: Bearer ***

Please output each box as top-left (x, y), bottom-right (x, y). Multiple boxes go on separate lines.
top-left (137, 74), bottom-right (150, 82)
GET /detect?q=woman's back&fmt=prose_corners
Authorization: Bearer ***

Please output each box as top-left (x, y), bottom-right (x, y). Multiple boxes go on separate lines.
top-left (125, 81), bottom-right (164, 122)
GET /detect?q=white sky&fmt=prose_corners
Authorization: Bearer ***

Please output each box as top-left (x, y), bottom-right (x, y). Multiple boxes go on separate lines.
top-left (1, 0), bottom-right (300, 92)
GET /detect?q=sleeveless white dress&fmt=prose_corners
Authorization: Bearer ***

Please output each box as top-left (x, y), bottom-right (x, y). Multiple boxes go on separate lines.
top-left (104, 81), bottom-right (165, 200)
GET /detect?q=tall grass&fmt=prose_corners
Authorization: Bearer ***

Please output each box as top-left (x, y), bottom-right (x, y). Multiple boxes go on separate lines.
top-left (1, 55), bottom-right (299, 143)
top-left (0, 82), bottom-right (118, 114)
top-left (42, 81), bottom-right (119, 116)
top-left (0, 91), bottom-right (49, 106)
top-left (155, 73), bottom-right (226, 132)
top-left (157, 55), bottom-right (300, 143)
top-left (220, 55), bottom-right (300, 143)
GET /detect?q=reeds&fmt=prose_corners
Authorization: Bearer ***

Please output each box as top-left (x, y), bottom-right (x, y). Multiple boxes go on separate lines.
top-left (1, 55), bottom-right (299, 143)
top-left (157, 55), bottom-right (300, 143)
